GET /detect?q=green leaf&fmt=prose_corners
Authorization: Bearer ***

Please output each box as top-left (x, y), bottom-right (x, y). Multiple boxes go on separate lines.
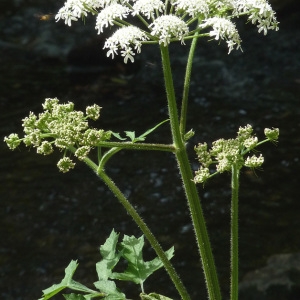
top-left (96, 229), bottom-right (122, 281)
top-left (39, 260), bottom-right (96, 300)
top-left (63, 293), bottom-right (86, 300)
top-left (125, 131), bottom-right (136, 141)
top-left (111, 234), bottom-right (174, 287)
top-left (136, 119), bottom-right (169, 142)
top-left (94, 280), bottom-right (126, 300)
top-left (140, 292), bottom-right (173, 300)
top-left (63, 293), bottom-right (106, 300)
top-left (111, 132), bottom-right (126, 140)
top-left (112, 119), bottom-right (169, 143)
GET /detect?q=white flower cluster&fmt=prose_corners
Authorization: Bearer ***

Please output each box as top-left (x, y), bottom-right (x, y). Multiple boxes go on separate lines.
top-left (95, 4), bottom-right (130, 33)
top-left (132, 0), bottom-right (165, 19)
top-left (149, 15), bottom-right (189, 46)
top-left (103, 26), bottom-right (149, 63)
top-left (173, 0), bottom-right (210, 18)
top-left (200, 17), bottom-right (242, 54)
top-left (193, 125), bottom-right (279, 184)
top-left (55, 0), bottom-right (279, 62)
top-left (233, 0), bottom-right (279, 35)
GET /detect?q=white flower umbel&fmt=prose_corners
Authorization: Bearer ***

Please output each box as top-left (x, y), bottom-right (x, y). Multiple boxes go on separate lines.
top-left (55, 0), bottom-right (126, 26)
top-left (199, 17), bottom-right (242, 53)
top-left (95, 4), bottom-right (130, 33)
top-left (233, 0), bottom-right (279, 35)
top-left (149, 15), bottom-right (189, 46)
top-left (103, 26), bottom-right (149, 63)
top-left (55, 0), bottom-right (279, 60)
top-left (172, 0), bottom-right (209, 18)
top-left (132, 0), bottom-right (165, 19)
top-left (56, 0), bottom-right (92, 26)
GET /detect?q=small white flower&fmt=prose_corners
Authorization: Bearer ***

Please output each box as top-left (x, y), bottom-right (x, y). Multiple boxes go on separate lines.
top-left (120, 48), bottom-right (135, 64)
top-left (132, 0), bottom-right (165, 19)
top-left (56, 7), bottom-right (79, 26)
top-left (103, 26), bottom-right (149, 63)
top-left (172, 0), bottom-right (209, 18)
top-left (95, 4), bottom-right (130, 34)
top-left (149, 15), bottom-right (189, 46)
top-left (199, 17), bottom-right (242, 53)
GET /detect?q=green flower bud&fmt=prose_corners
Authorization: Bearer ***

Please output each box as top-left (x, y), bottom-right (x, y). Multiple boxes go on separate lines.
top-left (75, 146), bottom-right (91, 160)
top-left (37, 141), bottom-right (54, 155)
top-left (244, 154), bottom-right (264, 168)
top-left (4, 133), bottom-right (21, 150)
top-left (57, 157), bottom-right (75, 173)
top-left (184, 129), bottom-right (195, 141)
top-left (194, 167), bottom-right (210, 184)
top-left (86, 104), bottom-right (101, 121)
top-left (264, 128), bottom-right (279, 141)
top-left (243, 136), bottom-right (258, 149)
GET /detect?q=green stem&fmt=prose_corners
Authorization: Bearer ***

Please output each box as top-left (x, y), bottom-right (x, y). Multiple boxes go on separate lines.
top-left (70, 150), bottom-right (190, 299)
top-left (97, 141), bottom-right (175, 152)
top-left (180, 30), bottom-right (199, 137)
top-left (160, 45), bottom-right (221, 300)
top-left (231, 164), bottom-right (240, 300)
top-left (98, 170), bottom-right (191, 300)
top-left (98, 147), bottom-right (122, 171)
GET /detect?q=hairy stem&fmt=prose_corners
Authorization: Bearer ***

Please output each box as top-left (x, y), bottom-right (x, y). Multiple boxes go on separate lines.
top-left (231, 164), bottom-right (240, 300)
top-left (160, 45), bottom-right (221, 300)
top-left (180, 30), bottom-right (199, 137)
top-left (98, 170), bottom-right (191, 300)
top-left (97, 141), bottom-right (175, 152)
top-left (74, 150), bottom-right (191, 299)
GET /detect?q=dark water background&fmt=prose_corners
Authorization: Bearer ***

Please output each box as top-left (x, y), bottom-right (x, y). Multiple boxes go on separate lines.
top-left (1, 1), bottom-right (300, 299)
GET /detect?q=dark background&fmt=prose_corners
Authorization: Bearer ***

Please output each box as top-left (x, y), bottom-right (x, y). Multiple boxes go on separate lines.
top-left (1, 1), bottom-right (300, 299)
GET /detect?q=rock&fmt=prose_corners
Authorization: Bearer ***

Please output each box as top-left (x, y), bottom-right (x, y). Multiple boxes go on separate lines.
top-left (239, 253), bottom-right (300, 299)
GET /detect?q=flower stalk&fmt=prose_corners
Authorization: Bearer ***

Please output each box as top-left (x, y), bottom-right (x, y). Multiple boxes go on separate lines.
top-left (180, 27), bottom-right (199, 137)
top-left (231, 163), bottom-right (240, 300)
top-left (70, 147), bottom-right (191, 299)
top-left (160, 44), bottom-right (221, 300)
top-left (97, 170), bottom-right (191, 300)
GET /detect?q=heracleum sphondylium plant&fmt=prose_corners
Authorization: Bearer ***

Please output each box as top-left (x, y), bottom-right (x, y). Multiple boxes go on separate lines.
top-left (4, 0), bottom-right (279, 299)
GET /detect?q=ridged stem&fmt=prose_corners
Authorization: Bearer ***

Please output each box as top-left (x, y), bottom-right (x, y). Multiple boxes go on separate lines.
top-left (98, 170), bottom-right (191, 300)
top-left (180, 30), bottom-right (199, 136)
top-left (160, 44), bottom-right (221, 300)
top-left (230, 164), bottom-right (240, 300)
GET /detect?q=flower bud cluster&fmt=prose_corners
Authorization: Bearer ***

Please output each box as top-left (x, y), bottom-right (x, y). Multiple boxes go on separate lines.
top-left (4, 98), bottom-right (111, 172)
top-left (193, 125), bottom-right (279, 184)
top-left (55, 0), bottom-right (279, 62)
